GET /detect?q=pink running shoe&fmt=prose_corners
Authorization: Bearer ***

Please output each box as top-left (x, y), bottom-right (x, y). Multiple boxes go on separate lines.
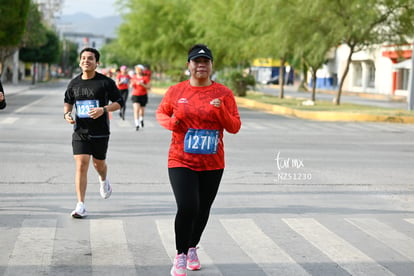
top-left (171, 253), bottom-right (187, 276)
top-left (187, 247), bottom-right (201, 270)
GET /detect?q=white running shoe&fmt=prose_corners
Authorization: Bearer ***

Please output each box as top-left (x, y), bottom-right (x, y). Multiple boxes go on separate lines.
top-left (99, 178), bottom-right (112, 199)
top-left (71, 202), bottom-right (87, 218)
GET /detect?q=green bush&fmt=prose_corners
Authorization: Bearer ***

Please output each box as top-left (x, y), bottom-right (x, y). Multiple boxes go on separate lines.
top-left (220, 71), bottom-right (255, 97)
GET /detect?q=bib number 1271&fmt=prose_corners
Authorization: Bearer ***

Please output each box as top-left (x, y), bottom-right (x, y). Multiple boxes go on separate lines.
top-left (184, 128), bottom-right (219, 154)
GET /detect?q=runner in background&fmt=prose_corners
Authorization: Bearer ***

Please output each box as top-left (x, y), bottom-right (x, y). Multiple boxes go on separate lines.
top-left (116, 65), bottom-right (131, 120)
top-left (130, 64), bottom-right (150, 131)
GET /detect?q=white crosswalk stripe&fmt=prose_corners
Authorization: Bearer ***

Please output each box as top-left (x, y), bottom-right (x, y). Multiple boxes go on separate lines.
top-left (90, 220), bottom-right (137, 275)
top-left (405, 218), bottom-right (414, 225)
top-left (2, 216), bottom-right (414, 275)
top-left (282, 218), bottom-right (395, 276)
top-left (156, 219), bottom-right (222, 275)
top-left (346, 218), bottom-right (414, 261)
top-left (155, 218), bottom-right (175, 259)
top-left (5, 219), bottom-right (57, 276)
top-left (221, 218), bottom-right (310, 275)
top-left (0, 117), bottom-right (19, 124)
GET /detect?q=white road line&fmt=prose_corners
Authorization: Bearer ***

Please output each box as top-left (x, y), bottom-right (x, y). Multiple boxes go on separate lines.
top-left (156, 219), bottom-right (221, 274)
top-left (156, 219), bottom-right (176, 259)
top-left (0, 117), bottom-right (19, 124)
top-left (90, 220), bottom-right (136, 275)
top-left (5, 219), bottom-right (56, 276)
top-left (404, 218), bottom-right (414, 225)
top-left (221, 218), bottom-right (310, 276)
top-left (346, 218), bottom-right (414, 261)
top-left (283, 218), bottom-right (394, 276)
top-left (14, 98), bottom-right (43, 113)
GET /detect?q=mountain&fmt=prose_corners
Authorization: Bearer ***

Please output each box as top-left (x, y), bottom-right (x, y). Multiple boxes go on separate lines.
top-left (57, 13), bottom-right (122, 39)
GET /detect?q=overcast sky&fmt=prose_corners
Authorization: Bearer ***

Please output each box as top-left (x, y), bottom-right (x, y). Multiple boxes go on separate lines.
top-left (61, 0), bottom-right (119, 17)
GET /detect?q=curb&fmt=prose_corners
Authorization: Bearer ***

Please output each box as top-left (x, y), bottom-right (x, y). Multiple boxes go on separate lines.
top-left (152, 87), bottom-right (414, 124)
top-left (235, 97), bottom-right (414, 124)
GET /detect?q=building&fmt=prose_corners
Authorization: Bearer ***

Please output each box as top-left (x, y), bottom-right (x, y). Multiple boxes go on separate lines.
top-left (250, 58), bottom-right (294, 85)
top-left (62, 32), bottom-right (109, 53)
top-left (313, 42), bottom-right (413, 98)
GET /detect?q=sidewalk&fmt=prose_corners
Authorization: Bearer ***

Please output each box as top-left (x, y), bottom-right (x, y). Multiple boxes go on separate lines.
top-left (2, 80), bottom-right (37, 96)
top-left (259, 83), bottom-right (408, 110)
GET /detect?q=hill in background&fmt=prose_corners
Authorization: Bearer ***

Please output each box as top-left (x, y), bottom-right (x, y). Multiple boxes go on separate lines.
top-left (57, 12), bottom-right (122, 39)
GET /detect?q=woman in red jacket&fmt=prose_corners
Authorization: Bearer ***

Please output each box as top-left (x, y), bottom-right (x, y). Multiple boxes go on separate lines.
top-left (115, 65), bottom-right (131, 120)
top-left (156, 44), bottom-right (241, 276)
top-left (131, 65), bottom-right (151, 130)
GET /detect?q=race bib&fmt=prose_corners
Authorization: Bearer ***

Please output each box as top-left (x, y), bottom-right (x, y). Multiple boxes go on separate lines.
top-left (76, 100), bottom-right (99, 118)
top-left (184, 128), bottom-right (219, 154)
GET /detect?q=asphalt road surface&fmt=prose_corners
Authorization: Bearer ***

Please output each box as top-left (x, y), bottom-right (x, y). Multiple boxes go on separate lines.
top-left (0, 80), bottom-right (413, 275)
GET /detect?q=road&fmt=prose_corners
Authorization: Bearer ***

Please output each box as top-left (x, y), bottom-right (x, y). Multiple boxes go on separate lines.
top-left (0, 80), bottom-right (414, 275)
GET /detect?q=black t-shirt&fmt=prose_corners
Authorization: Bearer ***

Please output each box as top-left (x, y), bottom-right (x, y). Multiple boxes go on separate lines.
top-left (64, 72), bottom-right (124, 138)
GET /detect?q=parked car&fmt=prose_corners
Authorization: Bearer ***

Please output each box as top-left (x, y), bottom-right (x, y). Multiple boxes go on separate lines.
top-left (266, 75), bottom-right (293, 85)
top-left (266, 76), bottom-right (280, 84)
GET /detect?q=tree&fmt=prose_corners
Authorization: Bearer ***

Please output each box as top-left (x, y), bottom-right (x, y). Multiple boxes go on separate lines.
top-left (100, 39), bottom-right (134, 68)
top-left (190, 0), bottom-right (259, 68)
top-left (0, 0), bottom-right (30, 74)
top-left (117, 0), bottom-right (195, 73)
top-left (20, 1), bottom-right (48, 48)
top-left (194, 0), bottom-right (299, 98)
top-left (281, 0), bottom-right (339, 101)
top-left (20, 29), bottom-right (61, 83)
top-left (113, 0), bottom-right (414, 104)
top-left (60, 39), bottom-right (79, 77)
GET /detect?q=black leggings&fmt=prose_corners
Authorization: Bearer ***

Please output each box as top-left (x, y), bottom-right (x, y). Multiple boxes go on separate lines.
top-left (119, 89), bottom-right (128, 116)
top-left (168, 167), bottom-right (224, 254)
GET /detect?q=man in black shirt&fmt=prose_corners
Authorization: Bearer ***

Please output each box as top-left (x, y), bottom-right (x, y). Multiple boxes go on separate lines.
top-left (64, 47), bottom-right (124, 218)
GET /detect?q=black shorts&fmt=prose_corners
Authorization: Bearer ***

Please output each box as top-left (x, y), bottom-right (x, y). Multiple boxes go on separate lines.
top-left (131, 94), bottom-right (148, 106)
top-left (72, 133), bottom-right (109, 160)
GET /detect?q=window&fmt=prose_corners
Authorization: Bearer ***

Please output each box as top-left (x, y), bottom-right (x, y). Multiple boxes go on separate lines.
top-left (397, 69), bottom-right (410, 90)
top-left (366, 61), bottom-right (375, 88)
top-left (352, 62), bottom-right (362, 87)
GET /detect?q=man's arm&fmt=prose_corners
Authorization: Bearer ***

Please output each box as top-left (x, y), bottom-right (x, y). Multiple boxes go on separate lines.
top-left (64, 103), bottom-right (75, 124)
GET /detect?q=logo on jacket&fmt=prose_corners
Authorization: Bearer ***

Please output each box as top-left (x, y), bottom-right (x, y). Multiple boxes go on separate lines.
top-left (178, 98), bottom-right (188, 104)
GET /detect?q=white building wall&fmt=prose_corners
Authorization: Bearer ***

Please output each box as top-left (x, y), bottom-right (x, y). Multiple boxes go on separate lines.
top-left (320, 43), bottom-right (411, 96)
top-left (375, 53), bottom-right (393, 95)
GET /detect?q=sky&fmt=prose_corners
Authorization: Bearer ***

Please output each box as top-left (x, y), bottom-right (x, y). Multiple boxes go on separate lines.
top-left (61, 0), bottom-right (119, 18)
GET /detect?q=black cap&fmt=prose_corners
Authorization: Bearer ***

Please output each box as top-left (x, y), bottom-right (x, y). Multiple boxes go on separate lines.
top-left (188, 45), bottom-right (213, 61)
